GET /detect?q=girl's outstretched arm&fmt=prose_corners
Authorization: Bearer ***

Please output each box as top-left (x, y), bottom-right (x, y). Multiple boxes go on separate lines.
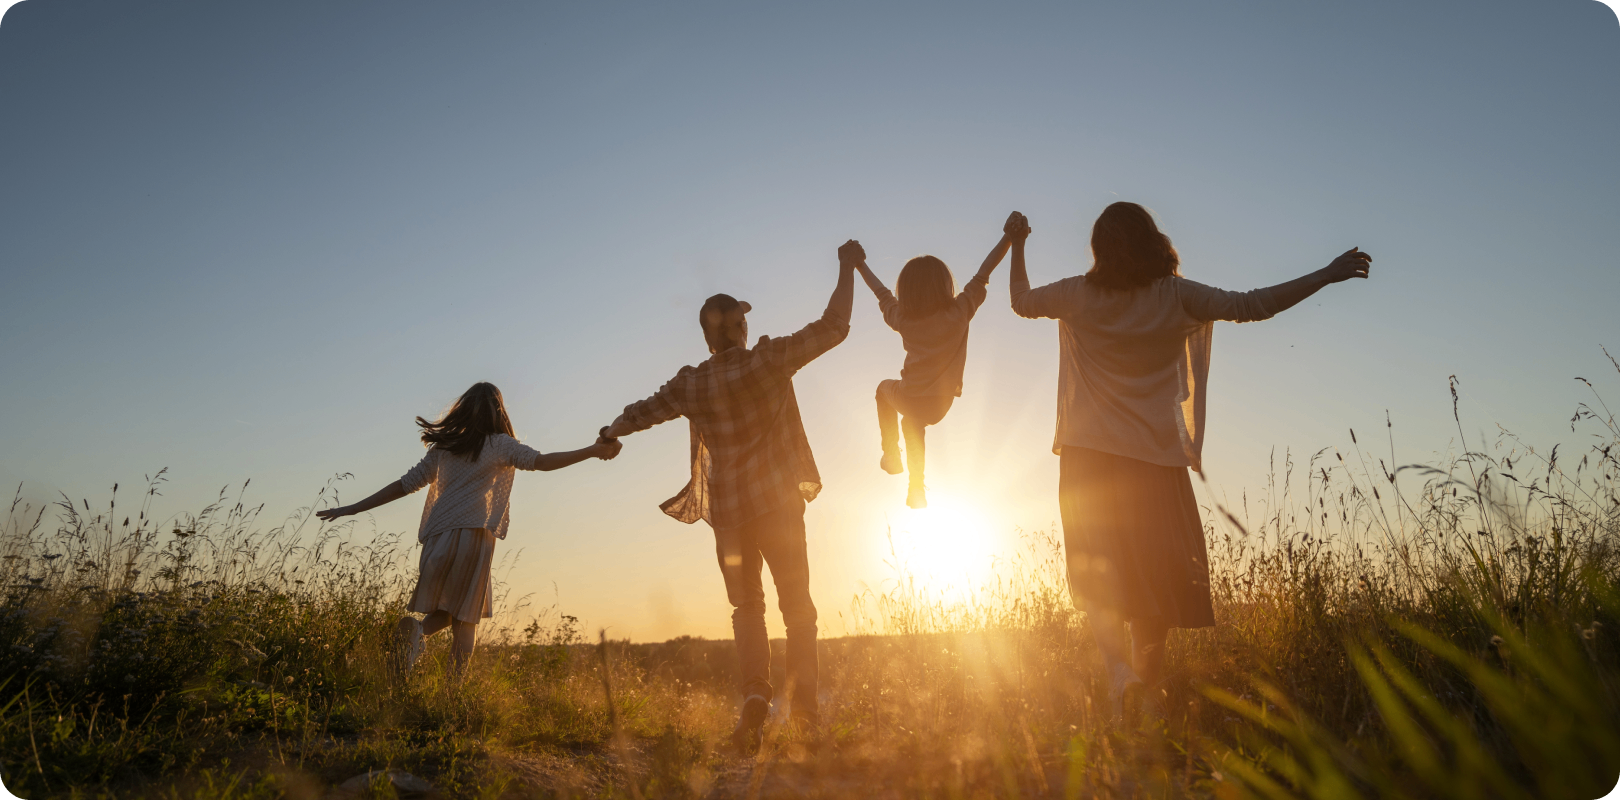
top-left (529, 439), bottom-right (621, 471)
top-left (316, 481), bottom-right (408, 521)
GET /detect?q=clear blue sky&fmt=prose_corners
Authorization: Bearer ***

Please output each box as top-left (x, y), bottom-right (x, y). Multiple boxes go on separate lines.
top-left (2, 0), bottom-right (1616, 641)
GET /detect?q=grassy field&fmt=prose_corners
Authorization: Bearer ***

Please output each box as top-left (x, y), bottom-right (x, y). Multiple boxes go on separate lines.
top-left (2, 369), bottom-right (1617, 799)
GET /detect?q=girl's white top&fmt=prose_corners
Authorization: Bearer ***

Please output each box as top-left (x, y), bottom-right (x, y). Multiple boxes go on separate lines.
top-left (1010, 274), bottom-right (1278, 472)
top-left (398, 433), bottom-right (543, 542)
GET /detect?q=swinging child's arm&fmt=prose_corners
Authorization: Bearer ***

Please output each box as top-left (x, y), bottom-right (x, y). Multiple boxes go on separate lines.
top-left (849, 246), bottom-right (889, 301)
top-left (316, 481), bottom-right (409, 521)
top-left (970, 213), bottom-right (1022, 284)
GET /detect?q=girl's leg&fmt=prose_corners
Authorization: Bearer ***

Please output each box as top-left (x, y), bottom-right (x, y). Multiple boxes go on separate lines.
top-left (876, 381), bottom-right (903, 474)
top-left (449, 619), bottom-right (477, 676)
top-left (421, 610), bottom-right (452, 636)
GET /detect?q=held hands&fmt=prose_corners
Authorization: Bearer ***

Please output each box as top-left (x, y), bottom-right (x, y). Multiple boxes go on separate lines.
top-left (1321, 247), bottom-right (1373, 283)
top-left (838, 239), bottom-right (865, 267)
top-left (1004, 211), bottom-right (1031, 243)
top-left (595, 427), bottom-right (623, 460)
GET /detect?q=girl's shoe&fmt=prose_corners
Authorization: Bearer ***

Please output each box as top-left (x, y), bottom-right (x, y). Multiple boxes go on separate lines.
top-left (880, 448), bottom-right (904, 475)
top-left (395, 616), bottom-right (425, 677)
top-left (906, 483), bottom-right (927, 509)
top-left (1105, 661), bottom-right (1143, 722)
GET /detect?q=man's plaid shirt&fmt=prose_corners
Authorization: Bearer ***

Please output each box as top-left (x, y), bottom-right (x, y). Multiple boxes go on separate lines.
top-left (619, 309), bottom-right (851, 529)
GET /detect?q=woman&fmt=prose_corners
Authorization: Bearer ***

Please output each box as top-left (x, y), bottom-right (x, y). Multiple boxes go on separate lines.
top-left (1006, 203), bottom-right (1372, 717)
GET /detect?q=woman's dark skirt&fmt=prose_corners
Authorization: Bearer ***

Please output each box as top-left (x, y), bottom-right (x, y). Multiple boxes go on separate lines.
top-left (1058, 446), bottom-right (1215, 628)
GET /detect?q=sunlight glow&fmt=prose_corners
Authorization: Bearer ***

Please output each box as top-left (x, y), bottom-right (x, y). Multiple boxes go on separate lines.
top-left (886, 494), bottom-right (1000, 597)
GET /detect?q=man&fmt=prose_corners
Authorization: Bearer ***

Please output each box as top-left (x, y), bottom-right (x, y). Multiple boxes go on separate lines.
top-left (601, 240), bottom-right (858, 754)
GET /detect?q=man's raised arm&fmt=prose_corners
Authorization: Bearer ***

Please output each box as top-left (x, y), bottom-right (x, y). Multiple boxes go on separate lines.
top-left (755, 241), bottom-right (857, 373)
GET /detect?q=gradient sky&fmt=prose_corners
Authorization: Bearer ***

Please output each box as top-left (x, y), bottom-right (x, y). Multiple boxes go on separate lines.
top-left (2, 0), bottom-right (1616, 641)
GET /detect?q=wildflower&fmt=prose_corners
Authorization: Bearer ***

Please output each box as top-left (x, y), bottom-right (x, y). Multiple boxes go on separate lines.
top-left (286, 676), bottom-right (294, 684)
top-left (1490, 635), bottom-right (1505, 647)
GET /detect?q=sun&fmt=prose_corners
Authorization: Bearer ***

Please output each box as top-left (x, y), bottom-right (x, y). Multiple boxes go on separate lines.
top-left (885, 494), bottom-right (999, 593)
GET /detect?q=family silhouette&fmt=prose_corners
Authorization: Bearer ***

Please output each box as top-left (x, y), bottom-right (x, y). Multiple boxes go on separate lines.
top-left (315, 202), bottom-right (1373, 754)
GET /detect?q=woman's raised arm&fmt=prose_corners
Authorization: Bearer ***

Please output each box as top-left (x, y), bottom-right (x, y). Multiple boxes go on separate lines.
top-left (1263, 247), bottom-right (1373, 314)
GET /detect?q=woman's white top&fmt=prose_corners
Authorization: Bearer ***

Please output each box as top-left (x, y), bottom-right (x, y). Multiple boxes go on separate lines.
top-left (398, 433), bottom-right (543, 542)
top-left (1010, 273), bottom-right (1278, 472)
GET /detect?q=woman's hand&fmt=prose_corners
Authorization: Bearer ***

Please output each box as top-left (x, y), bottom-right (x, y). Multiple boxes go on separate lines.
top-left (315, 506), bottom-right (353, 522)
top-left (1321, 247), bottom-right (1372, 283)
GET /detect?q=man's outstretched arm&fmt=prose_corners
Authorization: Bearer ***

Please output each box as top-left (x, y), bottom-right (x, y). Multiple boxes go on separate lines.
top-left (603, 375), bottom-right (685, 439)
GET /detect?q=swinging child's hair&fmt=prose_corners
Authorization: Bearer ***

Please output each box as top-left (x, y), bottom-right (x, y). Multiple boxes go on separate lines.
top-left (896, 255), bottom-right (956, 320)
top-left (416, 382), bottom-right (516, 461)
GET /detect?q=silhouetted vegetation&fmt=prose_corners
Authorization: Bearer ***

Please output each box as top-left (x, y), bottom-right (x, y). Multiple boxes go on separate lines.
top-left (2, 363), bottom-right (1617, 798)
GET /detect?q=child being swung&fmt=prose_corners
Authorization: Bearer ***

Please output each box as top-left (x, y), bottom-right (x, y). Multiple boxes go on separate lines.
top-left (316, 382), bottom-right (620, 678)
top-left (850, 212), bottom-right (1026, 508)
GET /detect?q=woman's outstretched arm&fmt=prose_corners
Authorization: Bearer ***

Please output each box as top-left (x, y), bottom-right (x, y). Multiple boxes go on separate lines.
top-left (1263, 248), bottom-right (1373, 314)
top-left (316, 481), bottom-right (408, 521)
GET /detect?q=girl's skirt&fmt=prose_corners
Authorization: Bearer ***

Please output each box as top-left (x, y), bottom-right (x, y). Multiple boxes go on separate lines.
top-left (1058, 446), bottom-right (1216, 628)
top-left (409, 527), bottom-right (496, 624)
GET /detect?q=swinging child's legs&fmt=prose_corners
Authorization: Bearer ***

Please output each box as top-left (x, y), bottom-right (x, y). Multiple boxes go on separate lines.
top-left (874, 380), bottom-right (953, 507)
top-left (876, 380), bottom-right (905, 474)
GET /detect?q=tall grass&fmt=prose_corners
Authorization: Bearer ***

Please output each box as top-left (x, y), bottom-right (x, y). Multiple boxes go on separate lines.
top-left (1, 362), bottom-right (1617, 798)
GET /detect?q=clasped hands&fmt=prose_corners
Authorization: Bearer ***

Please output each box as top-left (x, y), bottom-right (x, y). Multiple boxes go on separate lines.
top-left (838, 210), bottom-right (1030, 267)
top-left (595, 427), bottom-right (623, 460)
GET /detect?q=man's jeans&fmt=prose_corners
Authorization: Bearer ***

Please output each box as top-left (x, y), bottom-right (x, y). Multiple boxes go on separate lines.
top-left (713, 498), bottom-right (818, 722)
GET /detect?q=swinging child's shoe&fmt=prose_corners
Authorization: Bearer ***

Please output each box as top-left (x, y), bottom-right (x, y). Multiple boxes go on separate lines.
top-left (880, 448), bottom-right (904, 475)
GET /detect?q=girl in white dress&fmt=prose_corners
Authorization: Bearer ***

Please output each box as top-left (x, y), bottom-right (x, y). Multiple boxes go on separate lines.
top-left (317, 382), bottom-right (620, 678)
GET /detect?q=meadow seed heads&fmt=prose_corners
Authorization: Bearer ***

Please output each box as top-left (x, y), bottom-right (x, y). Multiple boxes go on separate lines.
top-left (1490, 635), bottom-right (1505, 647)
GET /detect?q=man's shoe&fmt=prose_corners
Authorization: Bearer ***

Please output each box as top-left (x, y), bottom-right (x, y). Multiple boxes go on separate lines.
top-left (906, 483), bottom-right (927, 509)
top-left (731, 695), bottom-right (770, 756)
top-left (880, 448), bottom-right (904, 475)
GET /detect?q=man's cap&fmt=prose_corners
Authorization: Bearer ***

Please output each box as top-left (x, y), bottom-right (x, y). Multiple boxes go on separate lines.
top-left (699, 293), bottom-right (752, 332)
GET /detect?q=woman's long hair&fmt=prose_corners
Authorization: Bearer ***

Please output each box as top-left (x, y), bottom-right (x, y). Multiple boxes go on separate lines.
top-left (417, 382), bottom-right (515, 461)
top-left (1087, 202), bottom-right (1181, 290)
top-left (896, 255), bottom-right (956, 320)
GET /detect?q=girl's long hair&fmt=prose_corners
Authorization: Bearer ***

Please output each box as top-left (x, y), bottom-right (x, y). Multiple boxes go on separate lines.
top-left (417, 382), bottom-right (515, 461)
top-left (896, 255), bottom-right (956, 320)
top-left (1086, 202), bottom-right (1181, 290)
